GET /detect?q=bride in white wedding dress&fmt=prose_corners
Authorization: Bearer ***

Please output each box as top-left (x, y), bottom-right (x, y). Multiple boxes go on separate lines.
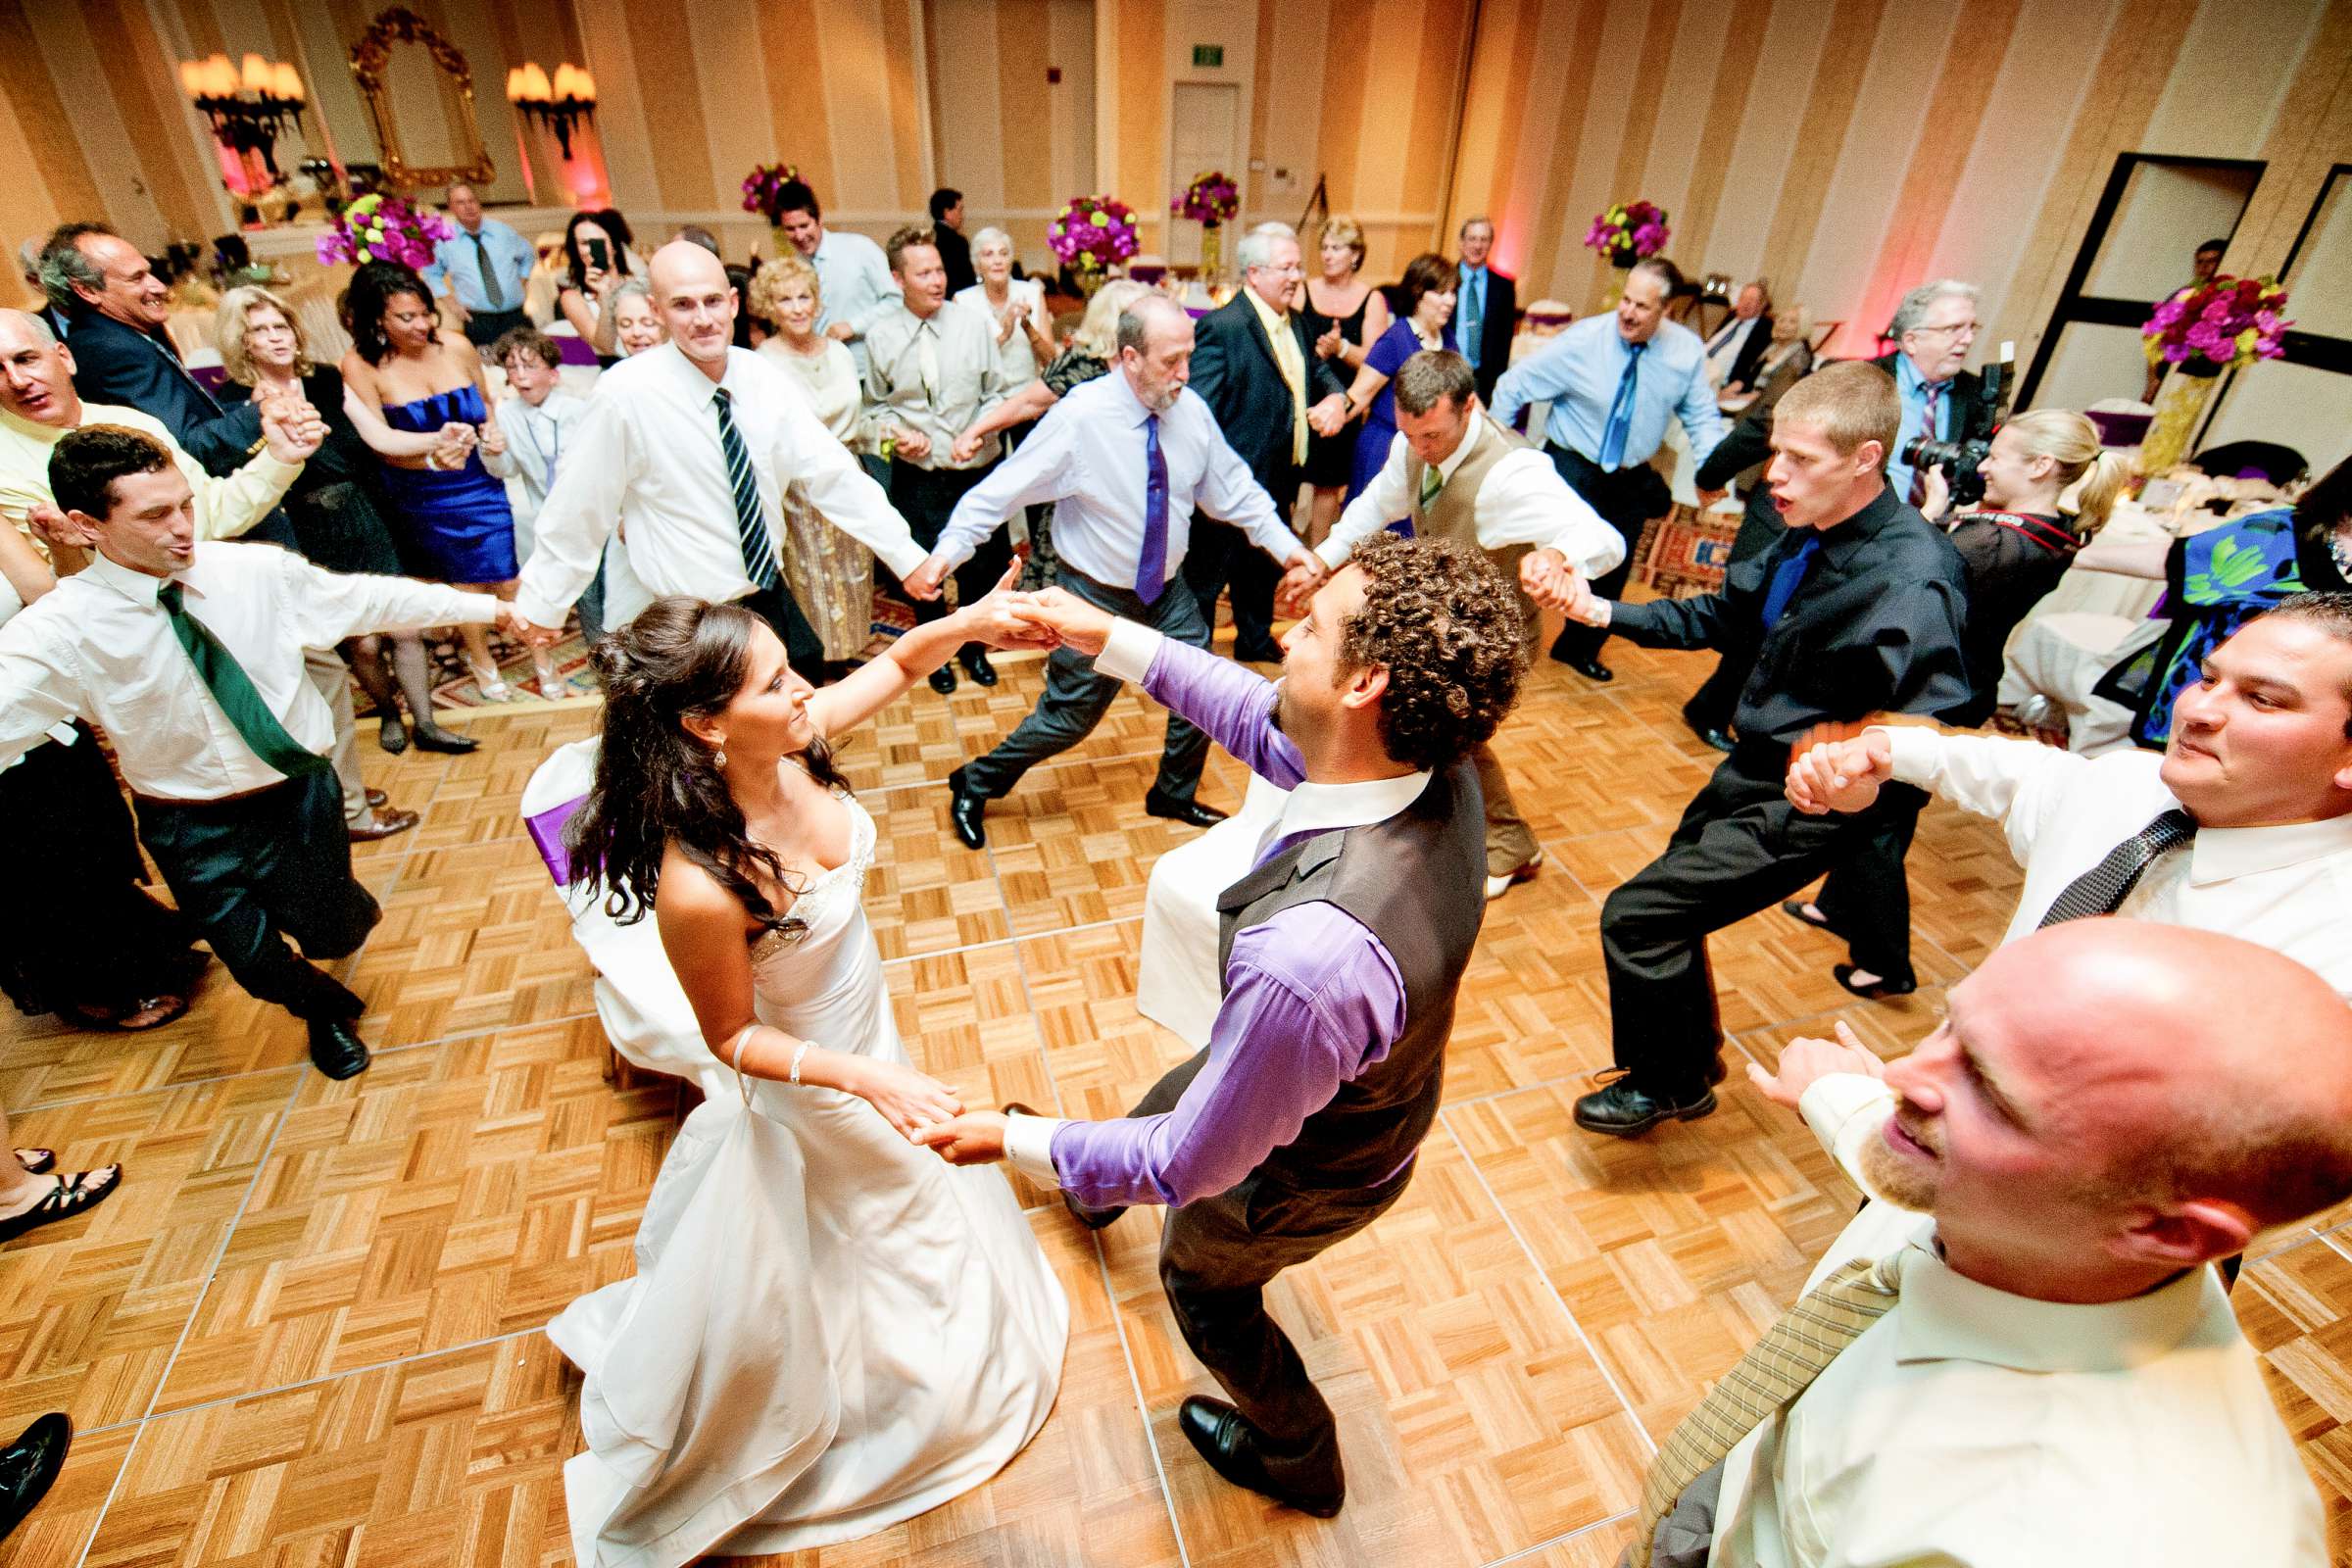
top-left (548, 573), bottom-right (1069, 1567)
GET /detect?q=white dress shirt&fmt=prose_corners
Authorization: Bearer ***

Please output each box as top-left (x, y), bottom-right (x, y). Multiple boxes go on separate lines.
top-left (0, 542), bottom-right (496, 801)
top-left (1316, 417), bottom-right (1628, 577)
top-left (953, 279), bottom-right (1052, 385)
top-left (1700, 1071), bottom-right (2326, 1567)
top-left (0, 403), bottom-right (299, 546)
top-left (484, 388), bottom-right (590, 556)
top-left (512, 342), bottom-right (927, 629)
top-left (862, 298), bottom-right (1006, 469)
top-left (928, 370), bottom-right (1298, 588)
top-left (808, 229), bottom-right (902, 376)
top-left (1704, 314), bottom-right (1762, 385)
top-left (1878, 725), bottom-right (2352, 996)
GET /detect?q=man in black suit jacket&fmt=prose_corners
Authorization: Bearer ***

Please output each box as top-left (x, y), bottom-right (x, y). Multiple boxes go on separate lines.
top-left (1183, 222), bottom-right (1348, 661)
top-left (42, 223), bottom-right (268, 481)
top-left (1454, 217), bottom-right (1517, 405)
top-left (1701, 281), bottom-right (1775, 394)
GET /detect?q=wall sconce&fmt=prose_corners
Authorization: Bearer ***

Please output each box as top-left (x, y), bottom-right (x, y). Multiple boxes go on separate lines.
top-left (506, 61), bottom-right (597, 159)
top-left (179, 52), bottom-right (306, 184)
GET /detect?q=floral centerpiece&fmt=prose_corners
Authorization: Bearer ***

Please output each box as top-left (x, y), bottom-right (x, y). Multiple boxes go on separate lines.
top-left (314, 193), bottom-right (450, 270)
top-left (1584, 200), bottom-right (1670, 267)
top-left (1048, 194), bottom-right (1140, 288)
top-left (1172, 171), bottom-right (1240, 228)
top-left (2136, 273), bottom-right (2292, 474)
top-left (741, 162), bottom-right (806, 227)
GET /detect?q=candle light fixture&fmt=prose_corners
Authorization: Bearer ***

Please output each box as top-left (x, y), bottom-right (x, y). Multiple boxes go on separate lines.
top-left (506, 60), bottom-right (597, 158)
top-left (179, 52), bottom-right (307, 181)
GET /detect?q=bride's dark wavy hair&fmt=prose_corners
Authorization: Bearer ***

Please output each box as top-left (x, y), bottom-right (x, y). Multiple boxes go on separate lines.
top-left (566, 596), bottom-right (850, 926)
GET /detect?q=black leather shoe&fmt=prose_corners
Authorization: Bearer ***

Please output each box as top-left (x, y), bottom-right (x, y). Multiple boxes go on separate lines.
top-left (946, 765), bottom-right (989, 851)
top-left (1061, 1190), bottom-right (1122, 1230)
top-left (1177, 1396), bottom-right (1344, 1517)
top-left (1572, 1074), bottom-right (1716, 1138)
top-left (1144, 791), bottom-right (1228, 829)
top-left (412, 723), bottom-right (478, 755)
top-left (1681, 709), bottom-right (1735, 752)
top-left (959, 651), bottom-right (999, 687)
top-left (1556, 655), bottom-right (1614, 682)
top-left (1233, 639), bottom-right (1283, 663)
top-left (307, 1018), bottom-right (370, 1081)
top-left (0, 1412), bottom-right (70, 1542)
top-left (1834, 963), bottom-right (1918, 1001)
top-left (928, 664), bottom-right (957, 695)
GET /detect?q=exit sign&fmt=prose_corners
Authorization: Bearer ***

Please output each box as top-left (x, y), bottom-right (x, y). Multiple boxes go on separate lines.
top-left (1192, 44), bottom-right (1223, 68)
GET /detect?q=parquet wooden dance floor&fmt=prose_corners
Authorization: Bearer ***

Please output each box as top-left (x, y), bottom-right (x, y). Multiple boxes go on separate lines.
top-left (5, 619), bottom-right (2348, 1567)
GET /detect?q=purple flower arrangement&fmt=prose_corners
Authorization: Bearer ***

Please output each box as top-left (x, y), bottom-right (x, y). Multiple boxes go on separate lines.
top-left (1049, 195), bottom-right (1140, 274)
top-left (1172, 171), bottom-right (1240, 228)
top-left (314, 194), bottom-right (450, 270)
top-left (741, 163), bottom-right (806, 225)
top-left (1584, 200), bottom-right (1670, 264)
top-left (2141, 275), bottom-right (2291, 374)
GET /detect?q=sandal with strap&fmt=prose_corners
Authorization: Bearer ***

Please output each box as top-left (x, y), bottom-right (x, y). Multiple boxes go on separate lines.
top-left (0, 1165), bottom-right (122, 1245)
top-left (14, 1151), bottom-right (53, 1175)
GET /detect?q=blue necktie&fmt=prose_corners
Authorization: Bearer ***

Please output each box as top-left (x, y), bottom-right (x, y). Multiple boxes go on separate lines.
top-left (712, 388), bottom-right (780, 590)
top-left (1759, 535), bottom-right (1820, 631)
top-left (1598, 340), bottom-right (1645, 469)
top-left (1460, 271), bottom-right (1483, 369)
top-left (1137, 414), bottom-right (1169, 605)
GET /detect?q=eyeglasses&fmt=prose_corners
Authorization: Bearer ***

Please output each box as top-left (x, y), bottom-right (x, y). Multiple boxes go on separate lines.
top-left (1915, 320), bottom-right (1980, 338)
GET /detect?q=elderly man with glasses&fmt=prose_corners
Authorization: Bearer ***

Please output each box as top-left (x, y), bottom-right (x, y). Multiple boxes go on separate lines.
top-left (1873, 280), bottom-right (1990, 506)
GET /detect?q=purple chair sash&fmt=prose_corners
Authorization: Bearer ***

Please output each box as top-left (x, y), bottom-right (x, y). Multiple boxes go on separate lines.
top-left (526, 794), bottom-right (588, 885)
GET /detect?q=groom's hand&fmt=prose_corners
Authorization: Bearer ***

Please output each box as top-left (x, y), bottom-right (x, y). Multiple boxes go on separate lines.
top-left (911, 1110), bottom-right (1009, 1164)
top-left (1021, 588), bottom-right (1114, 658)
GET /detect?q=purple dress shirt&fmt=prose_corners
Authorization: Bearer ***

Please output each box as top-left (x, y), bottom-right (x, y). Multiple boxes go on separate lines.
top-left (1048, 638), bottom-right (1410, 1208)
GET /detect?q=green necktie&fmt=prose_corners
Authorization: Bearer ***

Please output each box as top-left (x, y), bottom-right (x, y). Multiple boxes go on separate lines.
top-left (156, 580), bottom-right (328, 779)
top-left (472, 232), bottom-right (506, 309)
top-left (1418, 464), bottom-right (1444, 511)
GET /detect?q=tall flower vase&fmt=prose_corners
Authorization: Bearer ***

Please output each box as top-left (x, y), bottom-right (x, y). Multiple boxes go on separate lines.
top-left (1073, 264), bottom-right (1105, 301)
top-left (2138, 361), bottom-right (2224, 477)
top-left (1604, 246), bottom-right (1637, 306)
top-left (1200, 222), bottom-right (1222, 282)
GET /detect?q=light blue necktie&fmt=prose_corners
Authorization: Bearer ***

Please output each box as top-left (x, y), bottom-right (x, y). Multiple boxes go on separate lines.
top-left (1459, 270), bottom-right (1484, 369)
top-left (1598, 340), bottom-right (1646, 469)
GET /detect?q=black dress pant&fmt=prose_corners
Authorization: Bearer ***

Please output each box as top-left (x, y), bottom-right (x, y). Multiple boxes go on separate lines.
top-left (0, 727), bottom-right (199, 1019)
top-left (737, 581), bottom-right (825, 683)
top-left (1684, 505), bottom-right (1786, 733)
top-left (960, 565), bottom-right (1212, 804)
top-left (1599, 749), bottom-right (1924, 1094)
top-left (890, 458), bottom-right (1010, 658)
top-left (1183, 496), bottom-right (1287, 659)
top-left (460, 307), bottom-right (527, 349)
top-left (1080, 1049), bottom-right (1414, 1486)
top-left (135, 770), bottom-right (375, 1024)
top-left (1544, 446), bottom-right (1670, 665)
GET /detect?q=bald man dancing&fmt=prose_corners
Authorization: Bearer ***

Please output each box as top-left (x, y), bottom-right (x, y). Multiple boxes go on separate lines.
top-left (513, 240), bottom-right (932, 662)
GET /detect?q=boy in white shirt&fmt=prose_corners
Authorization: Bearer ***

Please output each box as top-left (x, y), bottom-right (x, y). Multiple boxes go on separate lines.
top-left (484, 328), bottom-right (600, 638)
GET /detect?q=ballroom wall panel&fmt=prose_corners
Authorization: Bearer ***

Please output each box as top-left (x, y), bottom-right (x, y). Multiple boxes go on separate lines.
top-left (0, 0), bottom-right (2343, 415)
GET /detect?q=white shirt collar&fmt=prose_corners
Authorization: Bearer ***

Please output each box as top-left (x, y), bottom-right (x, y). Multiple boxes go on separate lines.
top-left (1434, 416), bottom-right (1486, 483)
top-left (82, 547), bottom-right (168, 606)
top-left (1269, 763), bottom-right (1433, 845)
top-left (2190, 810), bottom-right (2352, 884)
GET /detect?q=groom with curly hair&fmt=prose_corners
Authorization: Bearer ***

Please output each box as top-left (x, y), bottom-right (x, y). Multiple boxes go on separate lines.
top-left (918, 532), bottom-right (1525, 1518)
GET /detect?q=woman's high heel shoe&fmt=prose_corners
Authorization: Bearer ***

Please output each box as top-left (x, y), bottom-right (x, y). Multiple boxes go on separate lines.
top-left (466, 660), bottom-right (517, 702)
top-left (376, 715), bottom-right (409, 754)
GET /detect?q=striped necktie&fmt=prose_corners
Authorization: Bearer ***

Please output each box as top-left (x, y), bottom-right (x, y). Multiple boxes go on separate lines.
top-left (711, 388), bottom-right (780, 590)
top-left (2036, 808), bottom-right (2196, 926)
top-left (1630, 1251), bottom-right (1906, 1567)
top-left (156, 581), bottom-right (328, 779)
top-left (1907, 381), bottom-right (1944, 506)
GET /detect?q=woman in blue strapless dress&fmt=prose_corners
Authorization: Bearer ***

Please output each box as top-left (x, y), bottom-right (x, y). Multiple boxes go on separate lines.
top-left (1341, 253), bottom-right (1460, 507)
top-left (341, 260), bottom-right (560, 700)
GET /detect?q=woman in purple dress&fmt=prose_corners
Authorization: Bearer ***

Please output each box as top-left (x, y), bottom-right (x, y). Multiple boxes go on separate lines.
top-left (341, 261), bottom-right (557, 700)
top-left (1340, 253), bottom-right (1459, 505)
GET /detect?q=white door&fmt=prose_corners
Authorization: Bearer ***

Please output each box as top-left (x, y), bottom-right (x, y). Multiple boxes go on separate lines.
top-left (1169, 81), bottom-right (1240, 267)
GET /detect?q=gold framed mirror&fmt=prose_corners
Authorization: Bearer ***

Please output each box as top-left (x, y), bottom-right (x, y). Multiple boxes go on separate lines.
top-left (349, 7), bottom-right (495, 192)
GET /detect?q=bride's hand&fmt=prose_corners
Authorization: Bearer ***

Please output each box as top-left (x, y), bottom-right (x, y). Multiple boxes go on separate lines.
top-left (911, 1111), bottom-right (1009, 1164)
top-left (957, 558), bottom-right (1061, 653)
top-left (846, 1058), bottom-right (964, 1140)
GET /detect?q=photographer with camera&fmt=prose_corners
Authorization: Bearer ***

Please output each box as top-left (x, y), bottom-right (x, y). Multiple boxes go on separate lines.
top-left (1878, 280), bottom-right (1994, 507)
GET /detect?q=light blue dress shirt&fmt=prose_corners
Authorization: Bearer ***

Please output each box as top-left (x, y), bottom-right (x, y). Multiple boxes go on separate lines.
top-left (421, 217), bottom-right (536, 314)
top-left (929, 368), bottom-right (1298, 585)
top-left (1886, 352), bottom-right (1952, 502)
top-left (808, 228), bottom-right (904, 377)
top-left (1490, 315), bottom-right (1724, 471)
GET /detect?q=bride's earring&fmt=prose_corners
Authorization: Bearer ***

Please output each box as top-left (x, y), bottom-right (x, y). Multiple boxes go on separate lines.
top-left (713, 746), bottom-right (727, 768)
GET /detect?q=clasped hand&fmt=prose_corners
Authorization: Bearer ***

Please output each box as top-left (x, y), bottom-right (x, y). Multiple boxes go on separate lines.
top-left (1784, 730), bottom-right (1893, 815)
top-left (1522, 553), bottom-right (1605, 624)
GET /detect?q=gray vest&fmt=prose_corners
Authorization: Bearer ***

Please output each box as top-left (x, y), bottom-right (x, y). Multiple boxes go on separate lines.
top-left (1404, 415), bottom-right (1544, 659)
top-left (1214, 760), bottom-right (1487, 1189)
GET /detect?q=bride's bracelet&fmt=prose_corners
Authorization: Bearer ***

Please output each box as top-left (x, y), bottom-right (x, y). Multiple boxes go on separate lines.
top-left (789, 1041), bottom-right (811, 1086)
top-left (726, 1024), bottom-right (814, 1088)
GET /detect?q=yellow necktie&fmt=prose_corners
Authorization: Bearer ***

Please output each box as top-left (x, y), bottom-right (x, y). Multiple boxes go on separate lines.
top-left (1629, 1251), bottom-right (1906, 1567)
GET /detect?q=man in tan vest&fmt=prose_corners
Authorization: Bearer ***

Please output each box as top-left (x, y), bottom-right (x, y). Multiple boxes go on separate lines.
top-left (1290, 350), bottom-right (1623, 898)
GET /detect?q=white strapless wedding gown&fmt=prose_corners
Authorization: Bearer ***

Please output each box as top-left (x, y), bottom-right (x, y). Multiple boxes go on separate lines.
top-left (547, 792), bottom-right (1069, 1566)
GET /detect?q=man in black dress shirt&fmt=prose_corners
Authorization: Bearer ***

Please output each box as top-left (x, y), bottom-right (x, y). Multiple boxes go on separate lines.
top-left (1555, 362), bottom-right (1972, 1137)
top-left (929, 188), bottom-right (978, 298)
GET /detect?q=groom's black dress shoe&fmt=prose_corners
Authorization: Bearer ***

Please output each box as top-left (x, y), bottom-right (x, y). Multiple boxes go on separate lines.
top-left (1572, 1071), bottom-right (1717, 1138)
top-left (928, 664), bottom-right (957, 695)
top-left (0, 1412), bottom-right (70, 1543)
top-left (947, 766), bottom-right (989, 851)
top-left (307, 1018), bottom-right (371, 1081)
top-left (1144, 790), bottom-right (1227, 830)
top-left (959, 650), bottom-right (999, 687)
top-left (1177, 1396), bottom-right (1344, 1517)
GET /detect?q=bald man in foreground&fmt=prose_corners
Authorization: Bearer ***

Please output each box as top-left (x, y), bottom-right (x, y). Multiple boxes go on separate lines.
top-left (1621, 920), bottom-right (2349, 1568)
top-left (513, 241), bottom-right (932, 666)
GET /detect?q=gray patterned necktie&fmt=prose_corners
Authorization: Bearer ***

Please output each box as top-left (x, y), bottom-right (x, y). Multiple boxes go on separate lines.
top-left (2036, 808), bottom-right (2196, 926)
